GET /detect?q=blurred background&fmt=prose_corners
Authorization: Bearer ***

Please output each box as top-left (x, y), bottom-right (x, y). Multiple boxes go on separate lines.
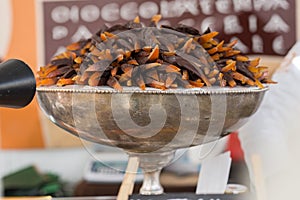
top-left (0, 0), bottom-right (298, 197)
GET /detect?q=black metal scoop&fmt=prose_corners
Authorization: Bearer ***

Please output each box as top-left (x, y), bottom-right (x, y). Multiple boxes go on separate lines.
top-left (0, 59), bottom-right (36, 108)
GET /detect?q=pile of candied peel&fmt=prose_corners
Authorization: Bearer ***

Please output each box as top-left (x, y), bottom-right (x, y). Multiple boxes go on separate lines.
top-left (37, 15), bottom-right (275, 90)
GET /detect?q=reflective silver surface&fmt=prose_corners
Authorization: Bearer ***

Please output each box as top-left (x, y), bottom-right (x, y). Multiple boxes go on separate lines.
top-left (37, 85), bottom-right (267, 153)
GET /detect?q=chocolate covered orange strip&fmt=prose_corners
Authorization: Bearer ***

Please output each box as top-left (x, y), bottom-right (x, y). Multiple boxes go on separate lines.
top-left (36, 15), bottom-right (275, 90)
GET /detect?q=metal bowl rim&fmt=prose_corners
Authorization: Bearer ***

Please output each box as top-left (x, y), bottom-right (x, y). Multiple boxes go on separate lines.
top-left (37, 85), bottom-right (268, 95)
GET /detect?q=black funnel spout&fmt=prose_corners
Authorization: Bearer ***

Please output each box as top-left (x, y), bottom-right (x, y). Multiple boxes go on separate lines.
top-left (0, 59), bottom-right (36, 108)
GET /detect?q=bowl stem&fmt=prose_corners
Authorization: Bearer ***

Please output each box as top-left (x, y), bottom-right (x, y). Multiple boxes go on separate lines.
top-left (129, 150), bottom-right (175, 195)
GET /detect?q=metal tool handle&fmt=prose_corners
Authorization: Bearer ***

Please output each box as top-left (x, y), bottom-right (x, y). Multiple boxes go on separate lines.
top-left (0, 59), bottom-right (36, 108)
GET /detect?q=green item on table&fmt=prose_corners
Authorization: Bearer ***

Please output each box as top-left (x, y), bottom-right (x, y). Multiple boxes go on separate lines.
top-left (3, 166), bottom-right (44, 190)
top-left (2, 165), bottom-right (65, 197)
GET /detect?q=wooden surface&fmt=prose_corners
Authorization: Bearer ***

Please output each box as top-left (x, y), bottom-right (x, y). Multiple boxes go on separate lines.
top-left (0, 197), bottom-right (51, 200)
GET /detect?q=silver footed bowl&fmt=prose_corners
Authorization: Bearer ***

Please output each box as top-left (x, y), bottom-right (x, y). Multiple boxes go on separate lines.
top-left (37, 85), bottom-right (268, 195)
top-left (37, 85), bottom-right (268, 153)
